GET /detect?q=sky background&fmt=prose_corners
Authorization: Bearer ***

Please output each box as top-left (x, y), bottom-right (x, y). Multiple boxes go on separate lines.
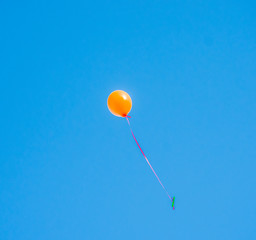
top-left (0, 0), bottom-right (256, 239)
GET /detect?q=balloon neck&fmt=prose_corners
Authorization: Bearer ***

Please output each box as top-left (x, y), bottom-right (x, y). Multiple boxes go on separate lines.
top-left (124, 115), bottom-right (131, 118)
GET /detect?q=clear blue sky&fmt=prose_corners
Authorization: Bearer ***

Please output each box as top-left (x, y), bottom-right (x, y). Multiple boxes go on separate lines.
top-left (0, 1), bottom-right (255, 239)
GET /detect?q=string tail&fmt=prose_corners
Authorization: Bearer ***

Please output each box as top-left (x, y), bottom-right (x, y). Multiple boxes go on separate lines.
top-left (125, 116), bottom-right (174, 209)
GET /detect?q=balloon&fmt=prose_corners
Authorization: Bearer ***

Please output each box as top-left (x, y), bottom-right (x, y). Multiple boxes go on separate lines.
top-left (107, 90), bottom-right (174, 209)
top-left (107, 90), bottom-right (132, 117)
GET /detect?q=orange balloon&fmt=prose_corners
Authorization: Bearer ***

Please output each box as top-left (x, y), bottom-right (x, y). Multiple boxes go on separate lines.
top-left (107, 90), bottom-right (132, 117)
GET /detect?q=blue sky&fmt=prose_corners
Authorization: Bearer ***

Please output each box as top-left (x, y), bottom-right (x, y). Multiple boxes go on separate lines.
top-left (0, 0), bottom-right (255, 239)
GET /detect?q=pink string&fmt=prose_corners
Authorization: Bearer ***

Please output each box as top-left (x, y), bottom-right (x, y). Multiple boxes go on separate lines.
top-left (125, 116), bottom-right (174, 207)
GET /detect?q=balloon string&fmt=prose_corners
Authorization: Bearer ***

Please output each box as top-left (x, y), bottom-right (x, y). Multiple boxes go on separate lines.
top-left (125, 116), bottom-right (174, 209)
